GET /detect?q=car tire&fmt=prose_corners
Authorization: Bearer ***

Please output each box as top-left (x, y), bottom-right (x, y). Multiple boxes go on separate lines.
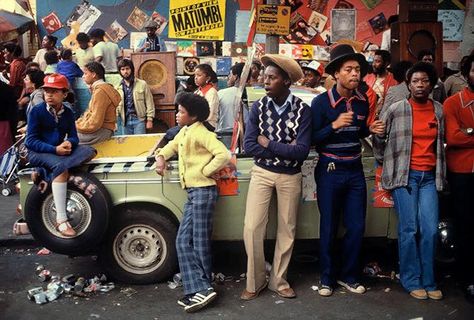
top-left (100, 207), bottom-right (178, 284)
top-left (24, 171), bottom-right (110, 255)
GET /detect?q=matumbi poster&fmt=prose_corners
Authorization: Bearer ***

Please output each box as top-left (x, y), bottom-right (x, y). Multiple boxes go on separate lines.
top-left (168, 0), bottom-right (226, 40)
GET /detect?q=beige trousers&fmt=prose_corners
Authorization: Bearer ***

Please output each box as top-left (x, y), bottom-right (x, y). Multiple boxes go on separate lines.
top-left (243, 165), bottom-right (302, 292)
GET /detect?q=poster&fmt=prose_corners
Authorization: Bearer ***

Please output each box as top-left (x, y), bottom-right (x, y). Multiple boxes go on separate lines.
top-left (360, 0), bottom-right (383, 10)
top-left (368, 12), bottom-right (387, 35)
top-left (372, 165), bottom-right (394, 208)
top-left (331, 9), bottom-right (356, 42)
top-left (301, 159), bottom-right (317, 202)
top-left (438, 10), bottom-right (464, 41)
top-left (216, 57), bottom-right (232, 76)
top-left (66, 0), bottom-right (102, 34)
top-left (130, 32), bottom-right (146, 50)
top-left (256, 4), bottom-right (291, 36)
top-left (41, 12), bottom-right (62, 34)
top-left (184, 57), bottom-right (200, 75)
top-left (127, 6), bottom-right (149, 31)
top-left (196, 42), bottom-right (215, 56)
top-left (106, 20), bottom-right (128, 42)
top-left (308, 0), bottom-right (329, 13)
top-left (169, 0), bottom-right (226, 40)
top-left (283, 13), bottom-right (318, 44)
top-left (308, 11), bottom-right (328, 33)
top-left (177, 40), bottom-right (196, 57)
top-left (150, 11), bottom-right (168, 35)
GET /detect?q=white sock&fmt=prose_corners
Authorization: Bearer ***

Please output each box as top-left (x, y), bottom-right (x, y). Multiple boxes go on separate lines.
top-left (52, 182), bottom-right (68, 224)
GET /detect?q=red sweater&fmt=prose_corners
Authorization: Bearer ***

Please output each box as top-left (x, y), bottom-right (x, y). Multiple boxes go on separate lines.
top-left (443, 87), bottom-right (474, 173)
top-left (410, 99), bottom-right (437, 171)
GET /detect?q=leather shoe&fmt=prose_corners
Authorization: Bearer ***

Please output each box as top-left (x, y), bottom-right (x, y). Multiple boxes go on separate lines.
top-left (427, 290), bottom-right (443, 300)
top-left (240, 282), bottom-right (267, 301)
top-left (410, 289), bottom-right (428, 300)
top-left (56, 221), bottom-right (76, 237)
top-left (271, 287), bottom-right (296, 299)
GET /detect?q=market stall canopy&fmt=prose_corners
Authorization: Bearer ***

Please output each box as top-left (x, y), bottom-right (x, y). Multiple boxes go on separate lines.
top-left (0, 9), bottom-right (34, 42)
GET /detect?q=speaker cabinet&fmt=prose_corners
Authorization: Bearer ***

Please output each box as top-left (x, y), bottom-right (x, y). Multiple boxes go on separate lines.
top-left (399, 0), bottom-right (438, 22)
top-left (390, 22), bottom-right (443, 77)
top-left (131, 52), bottom-right (177, 129)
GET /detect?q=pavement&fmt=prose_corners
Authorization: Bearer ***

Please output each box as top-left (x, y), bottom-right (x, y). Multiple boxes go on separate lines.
top-left (1, 193), bottom-right (474, 319)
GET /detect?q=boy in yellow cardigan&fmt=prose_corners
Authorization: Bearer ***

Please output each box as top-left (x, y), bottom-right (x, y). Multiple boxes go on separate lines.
top-left (155, 92), bottom-right (230, 312)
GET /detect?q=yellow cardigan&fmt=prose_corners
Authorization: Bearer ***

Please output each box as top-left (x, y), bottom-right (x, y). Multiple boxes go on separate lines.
top-left (157, 122), bottom-right (231, 189)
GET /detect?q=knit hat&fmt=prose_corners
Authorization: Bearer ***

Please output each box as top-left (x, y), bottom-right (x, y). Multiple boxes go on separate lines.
top-left (325, 44), bottom-right (368, 77)
top-left (302, 60), bottom-right (325, 76)
top-left (261, 54), bottom-right (304, 84)
top-left (42, 73), bottom-right (69, 90)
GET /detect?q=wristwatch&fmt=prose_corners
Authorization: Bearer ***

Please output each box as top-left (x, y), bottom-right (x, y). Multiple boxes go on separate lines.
top-left (467, 128), bottom-right (474, 135)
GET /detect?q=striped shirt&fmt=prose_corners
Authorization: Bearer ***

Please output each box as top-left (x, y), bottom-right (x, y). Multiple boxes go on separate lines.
top-left (311, 86), bottom-right (370, 161)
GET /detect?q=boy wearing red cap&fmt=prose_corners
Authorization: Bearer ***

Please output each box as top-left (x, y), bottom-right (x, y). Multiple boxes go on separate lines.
top-left (25, 73), bottom-right (96, 237)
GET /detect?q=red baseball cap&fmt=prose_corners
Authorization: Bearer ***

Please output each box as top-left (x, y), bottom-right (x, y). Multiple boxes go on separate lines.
top-left (42, 73), bottom-right (69, 90)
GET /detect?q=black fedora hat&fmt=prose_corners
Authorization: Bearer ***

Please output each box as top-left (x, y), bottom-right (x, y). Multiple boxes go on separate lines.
top-left (325, 44), bottom-right (369, 77)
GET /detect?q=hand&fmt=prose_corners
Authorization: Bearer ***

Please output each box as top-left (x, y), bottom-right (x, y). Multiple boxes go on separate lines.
top-left (155, 155), bottom-right (166, 176)
top-left (146, 120), bottom-right (153, 130)
top-left (61, 140), bottom-right (72, 150)
top-left (369, 120), bottom-right (385, 135)
top-left (56, 144), bottom-right (71, 156)
top-left (332, 111), bottom-right (353, 130)
top-left (211, 172), bottom-right (221, 180)
top-left (258, 135), bottom-right (270, 148)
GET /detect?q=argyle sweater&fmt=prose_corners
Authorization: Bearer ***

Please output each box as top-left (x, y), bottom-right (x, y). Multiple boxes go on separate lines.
top-left (244, 95), bottom-right (312, 175)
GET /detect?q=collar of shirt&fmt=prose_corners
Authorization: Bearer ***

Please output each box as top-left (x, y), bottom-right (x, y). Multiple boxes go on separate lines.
top-left (460, 87), bottom-right (474, 109)
top-left (121, 77), bottom-right (134, 88)
top-left (268, 93), bottom-right (294, 114)
top-left (46, 104), bottom-right (65, 122)
top-left (91, 79), bottom-right (105, 89)
top-left (328, 86), bottom-right (366, 109)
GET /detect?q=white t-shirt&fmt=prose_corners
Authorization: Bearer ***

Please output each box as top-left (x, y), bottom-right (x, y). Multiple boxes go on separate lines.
top-left (33, 48), bottom-right (48, 71)
top-left (74, 47), bottom-right (95, 69)
top-left (217, 86), bottom-right (238, 132)
top-left (93, 41), bottom-right (120, 73)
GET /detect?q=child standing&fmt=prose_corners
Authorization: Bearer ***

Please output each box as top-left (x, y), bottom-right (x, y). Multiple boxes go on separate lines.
top-left (155, 92), bottom-right (230, 312)
top-left (194, 64), bottom-right (219, 131)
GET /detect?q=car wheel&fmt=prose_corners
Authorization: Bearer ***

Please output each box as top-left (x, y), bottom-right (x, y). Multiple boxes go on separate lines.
top-left (100, 207), bottom-right (178, 284)
top-left (24, 172), bottom-right (110, 255)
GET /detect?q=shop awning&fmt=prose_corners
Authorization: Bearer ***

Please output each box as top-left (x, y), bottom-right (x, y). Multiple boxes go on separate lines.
top-left (0, 9), bottom-right (34, 42)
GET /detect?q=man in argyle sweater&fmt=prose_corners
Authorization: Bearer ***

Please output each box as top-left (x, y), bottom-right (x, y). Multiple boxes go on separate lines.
top-left (241, 55), bottom-right (311, 301)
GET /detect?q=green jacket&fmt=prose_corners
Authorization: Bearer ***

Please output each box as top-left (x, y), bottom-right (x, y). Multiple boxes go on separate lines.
top-left (115, 78), bottom-right (155, 122)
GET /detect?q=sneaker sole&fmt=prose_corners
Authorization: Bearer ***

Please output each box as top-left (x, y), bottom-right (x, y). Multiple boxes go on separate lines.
top-left (337, 281), bottom-right (366, 294)
top-left (184, 291), bottom-right (217, 313)
top-left (318, 289), bottom-right (333, 297)
top-left (177, 300), bottom-right (187, 307)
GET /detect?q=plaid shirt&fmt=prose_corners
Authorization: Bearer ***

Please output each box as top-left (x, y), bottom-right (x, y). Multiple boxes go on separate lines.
top-left (373, 99), bottom-right (446, 191)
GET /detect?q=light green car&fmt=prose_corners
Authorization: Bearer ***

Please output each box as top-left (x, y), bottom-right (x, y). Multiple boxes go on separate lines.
top-left (17, 88), bottom-right (399, 284)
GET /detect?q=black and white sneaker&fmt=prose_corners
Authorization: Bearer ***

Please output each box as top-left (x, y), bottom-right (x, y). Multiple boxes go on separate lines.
top-left (177, 295), bottom-right (192, 307)
top-left (184, 288), bottom-right (217, 313)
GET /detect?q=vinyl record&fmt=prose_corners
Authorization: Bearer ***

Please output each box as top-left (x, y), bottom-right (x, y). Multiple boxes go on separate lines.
top-left (184, 57), bottom-right (200, 75)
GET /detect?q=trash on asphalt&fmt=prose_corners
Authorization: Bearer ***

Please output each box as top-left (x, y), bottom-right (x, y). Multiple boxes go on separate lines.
top-left (27, 266), bottom-right (115, 305)
top-left (36, 247), bottom-right (51, 255)
top-left (275, 300), bottom-right (284, 304)
top-left (363, 262), bottom-right (396, 280)
top-left (167, 273), bottom-right (183, 289)
top-left (311, 285), bottom-right (319, 291)
top-left (120, 287), bottom-right (137, 297)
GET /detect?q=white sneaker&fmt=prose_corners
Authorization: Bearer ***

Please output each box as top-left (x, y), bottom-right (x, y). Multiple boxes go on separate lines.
top-left (318, 285), bottom-right (333, 297)
top-left (337, 280), bottom-right (366, 294)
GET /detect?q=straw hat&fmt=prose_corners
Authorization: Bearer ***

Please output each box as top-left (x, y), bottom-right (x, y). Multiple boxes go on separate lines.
top-left (261, 54), bottom-right (304, 84)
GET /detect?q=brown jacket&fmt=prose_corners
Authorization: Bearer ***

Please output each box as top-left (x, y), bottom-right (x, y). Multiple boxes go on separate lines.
top-left (76, 82), bottom-right (121, 134)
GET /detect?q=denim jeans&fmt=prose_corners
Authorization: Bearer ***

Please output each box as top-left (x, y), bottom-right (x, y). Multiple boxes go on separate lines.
top-left (392, 169), bottom-right (439, 292)
top-left (120, 115), bottom-right (146, 135)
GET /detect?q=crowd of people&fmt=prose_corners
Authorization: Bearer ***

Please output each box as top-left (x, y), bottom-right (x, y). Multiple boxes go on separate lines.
top-left (0, 25), bottom-right (473, 313)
